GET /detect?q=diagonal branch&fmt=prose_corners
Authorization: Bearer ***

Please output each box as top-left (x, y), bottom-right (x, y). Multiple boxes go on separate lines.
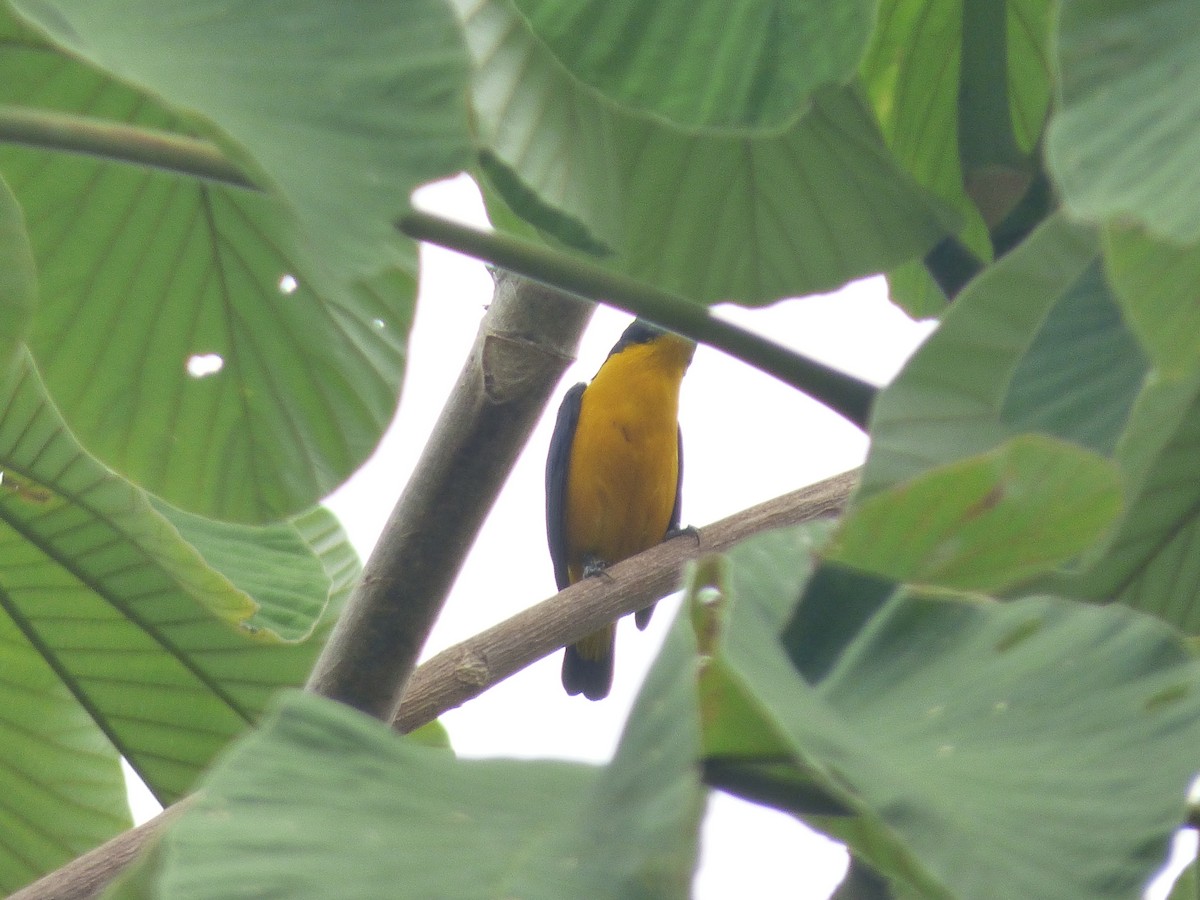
top-left (393, 468), bottom-right (858, 731)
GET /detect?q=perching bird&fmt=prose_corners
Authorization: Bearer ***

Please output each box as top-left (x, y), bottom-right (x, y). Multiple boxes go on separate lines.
top-left (545, 318), bottom-right (696, 700)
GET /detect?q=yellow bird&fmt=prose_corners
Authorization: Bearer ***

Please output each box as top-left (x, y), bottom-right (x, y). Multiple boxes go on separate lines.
top-left (545, 319), bottom-right (696, 699)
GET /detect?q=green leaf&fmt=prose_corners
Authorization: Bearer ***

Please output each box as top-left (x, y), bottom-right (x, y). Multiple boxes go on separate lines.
top-left (8, 0), bottom-right (472, 292)
top-left (457, 0), bottom-right (954, 303)
top-left (511, 0), bottom-right (874, 130)
top-left (109, 615), bottom-right (704, 898)
top-left (0, 354), bottom-right (335, 803)
top-left (1007, 0), bottom-right (1054, 154)
top-left (700, 525), bottom-right (1200, 899)
top-left (1047, 0), bottom-right (1200, 241)
top-left (1104, 225), bottom-right (1200, 377)
top-left (0, 16), bottom-right (417, 522)
top-left (1044, 371), bottom-right (1200, 634)
top-left (0, 174), bottom-right (35, 376)
top-left (828, 436), bottom-right (1122, 592)
top-left (862, 215), bottom-right (1146, 495)
top-left (151, 501), bottom-right (330, 642)
top-left (0, 613), bottom-right (130, 895)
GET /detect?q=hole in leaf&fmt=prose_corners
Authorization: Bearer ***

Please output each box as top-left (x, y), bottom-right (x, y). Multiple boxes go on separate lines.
top-left (278, 273), bottom-right (298, 294)
top-left (186, 353), bottom-right (224, 378)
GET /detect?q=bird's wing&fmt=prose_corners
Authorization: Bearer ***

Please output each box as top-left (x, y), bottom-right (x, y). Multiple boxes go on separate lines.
top-left (669, 424), bottom-right (684, 533)
top-left (546, 382), bottom-right (585, 591)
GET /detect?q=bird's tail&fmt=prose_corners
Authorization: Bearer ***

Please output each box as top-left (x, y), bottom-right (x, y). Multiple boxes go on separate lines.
top-left (562, 623), bottom-right (615, 700)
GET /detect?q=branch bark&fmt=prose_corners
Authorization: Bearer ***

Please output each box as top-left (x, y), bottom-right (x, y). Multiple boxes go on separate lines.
top-left (392, 468), bottom-right (857, 731)
top-left (13, 469), bottom-right (857, 900)
top-left (306, 272), bottom-right (594, 720)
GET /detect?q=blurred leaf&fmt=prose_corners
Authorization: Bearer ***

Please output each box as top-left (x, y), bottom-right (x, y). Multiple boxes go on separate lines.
top-left (8, 0), bottom-right (472, 292)
top-left (0, 174), bottom-right (35, 375)
top-left (863, 215), bottom-right (1146, 494)
top-left (109, 613), bottom-right (705, 899)
top-left (1104, 225), bottom-right (1200, 377)
top-left (1047, 0), bottom-right (1200, 241)
top-left (1043, 370), bottom-right (1200, 634)
top-left (0, 613), bottom-right (130, 895)
top-left (0, 354), bottom-right (337, 803)
top-left (829, 436), bottom-right (1122, 593)
top-left (697, 525), bottom-right (1200, 900)
top-left (0, 14), bottom-right (417, 522)
top-left (512, 0), bottom-right (874, 130)
top-left (1007, 0), bottom-right (1053, 153)
top-left (457, 0), bottom-right (954, 303)
top-left (997, 261), bottom-right (1147, 454)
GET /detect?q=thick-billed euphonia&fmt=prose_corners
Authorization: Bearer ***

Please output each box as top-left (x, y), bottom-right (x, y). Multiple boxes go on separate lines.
top-left (545, 318), bottom-right (696, 700)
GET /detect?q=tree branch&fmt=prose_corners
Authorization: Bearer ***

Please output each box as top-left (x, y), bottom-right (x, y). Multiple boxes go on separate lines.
top-left (306, 273), bottom-right (594, 720)
top-left (393, 469), bottom-right (857, 731)
top-left (13, 469), bottom-right (857, 900)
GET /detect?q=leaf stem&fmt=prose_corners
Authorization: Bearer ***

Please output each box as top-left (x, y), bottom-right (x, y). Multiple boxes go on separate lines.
top-left (398, 211), bottom-right (876, 431)
top-left (0, 104), bottom-right (256, 188)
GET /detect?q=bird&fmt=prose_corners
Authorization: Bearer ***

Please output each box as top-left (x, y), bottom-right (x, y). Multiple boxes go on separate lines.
top-left (545, 318), bottom-right (696, 700)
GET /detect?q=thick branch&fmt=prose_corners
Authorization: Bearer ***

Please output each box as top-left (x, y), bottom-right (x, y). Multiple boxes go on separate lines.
top-left (306, 274), bottom-right (594, 720)
top-left (15, 470), bottom-right (857, 900)
top-left (393, 469), bottom-right (858, 731)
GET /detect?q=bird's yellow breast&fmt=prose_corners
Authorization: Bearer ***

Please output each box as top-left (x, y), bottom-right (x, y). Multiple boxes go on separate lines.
top-left (563, 335), bottom-right (691, 582)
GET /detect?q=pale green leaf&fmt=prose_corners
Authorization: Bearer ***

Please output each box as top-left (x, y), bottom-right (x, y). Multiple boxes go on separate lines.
top-left (0, 614), bottom-right (130, 895)
top-left (108, 615), bottom-right (704, 898)
top-left (1047, 0), bottom-right (1200, 241)
top-left (458, 0), bottom-right (954, 303)
top-left (512, 0), bottom-right (874, 130)
top-left (0, 15), bottom-right (416, 521)
top-left (829, 436), bottom-right (1122, 592)
top-left (1104, 225), bottom-right (1200, 377)
top-left (862, 216), bottom-right (1145, 494)
top-left (0, 354), bottom-right (333, 803)
top-left (9, 0), bottom-right (472, 291)
top-left (702, 526), bottom-right (1200, 900)
top-left (0, 174), bottom-right (35, 375)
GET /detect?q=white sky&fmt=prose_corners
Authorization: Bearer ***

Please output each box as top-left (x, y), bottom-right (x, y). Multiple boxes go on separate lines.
top-left (122, 175), bottom-right (1193, 897)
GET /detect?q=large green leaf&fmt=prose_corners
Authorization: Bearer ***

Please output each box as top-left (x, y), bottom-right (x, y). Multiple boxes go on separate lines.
top-left (0, 354), bottom-right (336, 803)
top-left (828, 436), bottom-right (1122, 592)
top-left (1104, 225), bottom-right (1200, 377)
top-left (0, 612), bottom-right (130, 895)
top-left (0, 14), bottom-right (416, 522)
top-left (511, 0), bottom-right (874, 130)
top-left (108, 611), bottom-right (704, 898)
top-left (1047, 0), bottom-right (1200, 242)
top-left (458, 0), bottom-right (954, 303)
top-left (700, 526), bottom-right (1200, 899)
top-left (8, 0), bottom-right (472, 292)
top-left (862, 0), bottom-right (1053, 316)
top-left (0, 174), bottom-right (35, 375)
top-left (862, 215), bottom-right (1146, 495)
top-left (1044, 371), bottom-right (1200, 633)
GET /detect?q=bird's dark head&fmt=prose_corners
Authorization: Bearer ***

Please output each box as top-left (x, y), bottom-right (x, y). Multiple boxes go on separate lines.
top-left (607, 319), bottom-right (695, 364)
